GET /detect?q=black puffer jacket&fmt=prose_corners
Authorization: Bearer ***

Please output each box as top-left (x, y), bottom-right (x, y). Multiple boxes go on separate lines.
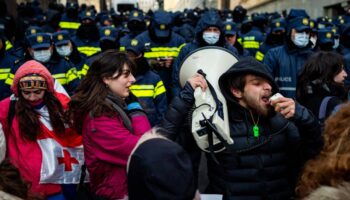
top-left (204, 101), bottom-right (321, 199)
top-left (162, 59), bottom-right (322, 199)
top-left (297, 80), bottom-right (346, 122)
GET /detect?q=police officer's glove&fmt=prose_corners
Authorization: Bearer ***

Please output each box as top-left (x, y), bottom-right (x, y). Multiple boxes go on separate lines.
top-left (125, 92), bottom-right (146, 117)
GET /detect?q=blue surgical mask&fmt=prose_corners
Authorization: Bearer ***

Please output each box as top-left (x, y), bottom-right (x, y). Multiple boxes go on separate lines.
top-left (333, 38), bottom-right (340, 49)
top-left (292, 32), bottom-right (310, 48)
top-left (56, 45), bottom-right (72, 57)
top-left (203, 32), bottom-right (220, 45)
top-left (33, 49), bottom-right (52, 63)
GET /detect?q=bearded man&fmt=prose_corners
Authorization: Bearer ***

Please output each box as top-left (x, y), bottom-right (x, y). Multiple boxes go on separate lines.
top-left (161, 56), bottom-right (323, 199)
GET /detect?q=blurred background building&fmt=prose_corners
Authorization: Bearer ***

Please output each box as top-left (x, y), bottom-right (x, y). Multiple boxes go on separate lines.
top-left (229, 0), bottom-right (349, 19)
top-left (3, 0), bottom-right (350, 18)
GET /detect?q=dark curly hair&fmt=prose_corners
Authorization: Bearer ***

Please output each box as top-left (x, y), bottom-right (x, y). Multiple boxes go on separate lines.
top-left (297, 51), bottom-right (347, 100)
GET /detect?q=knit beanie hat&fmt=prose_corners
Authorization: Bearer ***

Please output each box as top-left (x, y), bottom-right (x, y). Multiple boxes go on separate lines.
top-left (128, 138), bottom-right (196, 200)
top-left (11, 60), bottom-right (54, 96)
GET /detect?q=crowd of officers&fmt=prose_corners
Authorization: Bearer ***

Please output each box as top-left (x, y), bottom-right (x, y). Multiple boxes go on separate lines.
top-left (1, 2), bottom-right (350, 101)
top-left (1, 0), bottom-right (350, 199)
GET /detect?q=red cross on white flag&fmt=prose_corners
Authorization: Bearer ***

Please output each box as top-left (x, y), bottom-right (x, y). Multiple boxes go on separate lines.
top-left (36, 109), bottom-right (87, 184)
top-left (57, 149), bottom-right (79, 171)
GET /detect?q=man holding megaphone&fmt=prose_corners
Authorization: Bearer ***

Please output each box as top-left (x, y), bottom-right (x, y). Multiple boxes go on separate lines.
top-left (162, 57), bottom-right (322, 200)
top-left (169, 10), bottom-right (239, 186)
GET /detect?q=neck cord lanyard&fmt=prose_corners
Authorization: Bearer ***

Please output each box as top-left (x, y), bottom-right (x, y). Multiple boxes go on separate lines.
top-left (249, 110), bottom-right (260, 138)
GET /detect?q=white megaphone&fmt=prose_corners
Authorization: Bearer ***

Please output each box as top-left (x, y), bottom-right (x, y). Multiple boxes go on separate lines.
top-left (179, 46), bottom-right (238, 153)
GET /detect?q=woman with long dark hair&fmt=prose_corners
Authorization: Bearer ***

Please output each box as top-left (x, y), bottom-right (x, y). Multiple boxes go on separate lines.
top-left (0, 60), bottom-right (83, 199)
top-left (297, 51), bottom-right (348, 122)
top-left (68, 50), bottom-right (151, 199)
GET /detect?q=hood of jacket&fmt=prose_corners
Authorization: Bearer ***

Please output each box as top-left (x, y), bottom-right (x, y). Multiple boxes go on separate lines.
top-left (218, 56), bottom-right (279, 108)
top-left (195, 10), bottom-right (226, 47)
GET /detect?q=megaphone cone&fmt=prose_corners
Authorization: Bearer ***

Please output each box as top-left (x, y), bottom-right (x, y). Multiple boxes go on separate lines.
top-left (179, 46), bottom-right (238, 153)
top-left (179, 46), bottom-right (238, 89)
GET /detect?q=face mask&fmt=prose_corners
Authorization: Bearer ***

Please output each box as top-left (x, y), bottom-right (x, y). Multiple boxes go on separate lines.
top-left (203, 32), bottom-right (220, 45)
top-left (29, 99), bottom-right (44, 107)
top-left (319, 43), bottom-right (333, 51)
top-left (270, 33), bottom-right (285, 45)
top-left (128, 21), bottom-right (146, 33)
top-left (56, 45), bottom-right (72, 57)
top-left (100, 40), bottom-right (118, 51)
top-left (135, 57), bottom-right (150, 75)
top-left (33, 49), bottom-right (52, 63)
top-left (78, 24), bottom-right (99, 40)
top-left (333, 38), bottom-right (340, 49)
top-left (310, 36), bottom-right (317, 48)
top-left (292, 32), bottom-right (310, 48)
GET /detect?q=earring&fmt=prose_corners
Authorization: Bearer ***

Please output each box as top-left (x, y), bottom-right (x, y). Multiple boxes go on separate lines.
top-left (105, 84), bottom-right (109, 88)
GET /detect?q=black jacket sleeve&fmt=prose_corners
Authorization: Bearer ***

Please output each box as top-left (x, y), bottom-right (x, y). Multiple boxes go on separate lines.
top-left (290, 102), bottom-right (323, 168)
top-left (160, 82), bottom-right (194, 141)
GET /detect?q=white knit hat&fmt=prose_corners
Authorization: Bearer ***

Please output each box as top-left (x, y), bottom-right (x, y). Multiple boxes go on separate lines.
top-left (0, 123), bottom-right (5, 163)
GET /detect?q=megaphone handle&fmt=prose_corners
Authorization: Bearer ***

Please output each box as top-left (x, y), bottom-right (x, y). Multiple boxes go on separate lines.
top-left (202, 113), bottom-right (235, 153)
top-left (196, 71), bottom-right (221, 114)
top-left (197, 69), bottom-right (206, 77)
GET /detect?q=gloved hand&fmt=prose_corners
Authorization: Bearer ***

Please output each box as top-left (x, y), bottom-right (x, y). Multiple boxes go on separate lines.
top-left (125, 92), bottom-right (145, 117)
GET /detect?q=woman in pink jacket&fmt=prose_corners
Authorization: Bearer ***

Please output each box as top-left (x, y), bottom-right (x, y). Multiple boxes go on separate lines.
top-left (0, 60), bottom-right (83, 199)
top-left (68, 50), bottom-right (151, 199)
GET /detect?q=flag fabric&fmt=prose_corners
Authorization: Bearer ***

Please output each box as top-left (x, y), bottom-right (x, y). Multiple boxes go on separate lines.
top-left (36, 105), bottom-right (87, 184)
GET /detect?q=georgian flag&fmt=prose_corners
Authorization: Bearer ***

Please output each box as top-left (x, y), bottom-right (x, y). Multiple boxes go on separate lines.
top-left (53, 79), bottom-right (70, 98)
top-left (36, 105), bottom-right (87, 184)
